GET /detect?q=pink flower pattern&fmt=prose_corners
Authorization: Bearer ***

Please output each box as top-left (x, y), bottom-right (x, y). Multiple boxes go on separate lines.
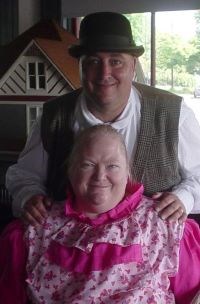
top-left (25, 193), bottom-right (183, 304)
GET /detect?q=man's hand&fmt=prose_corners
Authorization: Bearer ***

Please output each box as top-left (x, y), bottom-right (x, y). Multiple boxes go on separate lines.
top-left (21, 195), bottom-right (52, 226)
top-left (152, 192), bottom-right (187, 223)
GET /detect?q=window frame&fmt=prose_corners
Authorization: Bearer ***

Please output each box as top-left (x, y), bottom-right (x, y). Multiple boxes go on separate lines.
top-left (26, 104), bottom-right (43, 135)
top-left (26, 61), bottom-right (46, 91)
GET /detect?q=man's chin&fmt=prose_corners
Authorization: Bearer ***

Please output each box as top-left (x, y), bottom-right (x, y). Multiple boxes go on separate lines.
top-left (95, 94), bottom-right (116, 105)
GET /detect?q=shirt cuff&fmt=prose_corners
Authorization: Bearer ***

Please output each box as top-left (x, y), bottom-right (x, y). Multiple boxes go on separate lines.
top-left (12, 188), bottom-right (46, 217)
top-left (172, 188), bottom-right (194, 215)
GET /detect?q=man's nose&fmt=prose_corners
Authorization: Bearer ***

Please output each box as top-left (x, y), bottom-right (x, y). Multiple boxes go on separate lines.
top-left (99, 61), bottom-right (112, 77)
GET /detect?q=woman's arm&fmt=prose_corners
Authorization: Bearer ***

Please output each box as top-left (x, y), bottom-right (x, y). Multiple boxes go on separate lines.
top-left (170, 219), bottom-right (200, 304)
top-left (0, 220), bottom-right (28, 304)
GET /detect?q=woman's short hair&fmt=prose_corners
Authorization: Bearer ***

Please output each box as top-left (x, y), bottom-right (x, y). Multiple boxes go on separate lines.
top-left (67, 124), bottom-right (128, 177)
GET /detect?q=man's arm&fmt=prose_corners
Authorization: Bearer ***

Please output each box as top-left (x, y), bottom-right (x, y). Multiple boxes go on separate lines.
top-left (155, 101), bottom-right (200, 221)
top-left (172, 101), bottom-right (200, 214)
top-left (6, 117), bottom-right (48, 217)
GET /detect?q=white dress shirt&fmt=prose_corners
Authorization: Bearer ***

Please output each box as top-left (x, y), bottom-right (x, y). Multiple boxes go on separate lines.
top-left (6, 86), bottom-right (200, 216)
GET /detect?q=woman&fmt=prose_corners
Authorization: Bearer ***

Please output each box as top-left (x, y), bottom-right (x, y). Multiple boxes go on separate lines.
top-left (0, 125), bottom-right (199, 303)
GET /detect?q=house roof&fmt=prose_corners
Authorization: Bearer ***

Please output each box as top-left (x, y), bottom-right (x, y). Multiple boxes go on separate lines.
top-left (0, 19), bottom-right (81, 89)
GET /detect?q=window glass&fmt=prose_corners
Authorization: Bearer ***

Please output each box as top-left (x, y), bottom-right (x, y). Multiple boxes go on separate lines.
top-left (30, 107), bottom-right (37, 121)
top-left (27, 62), bottom-right (46, 90)
top-left (38, 62), bottom-right (45, 75)
top-left (156, 10), bottom-right (200, 123)
top-left (29, 76), bottom-right (36, 89)
top-left (39, 76), bottom-right (45, 89)
top-left (29, 63), bottom-right (36, 75)
top-left (125, 13), bottom-right (151, 84)
top-left (27, 105), bottom-right (43, 135)
top-left (126, 11), bottom-right (200, 123)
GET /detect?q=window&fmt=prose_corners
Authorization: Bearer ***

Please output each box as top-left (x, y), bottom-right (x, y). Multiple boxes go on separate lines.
top-left (27, 62), bottom-right (46, 90)
top-left (26, 105), bottom-right (43, 135)
top-left (155, 10), bottom-right (200, 123)
top-left (125, 13), bottom-right (151, 84)
top-left (126, 11), bottom-right (200, 123)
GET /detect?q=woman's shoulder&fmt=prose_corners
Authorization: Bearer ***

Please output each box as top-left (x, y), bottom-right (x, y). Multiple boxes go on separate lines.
top-left (0, 219), bottom-right (26, 268)
top-left (0, 219), bottom-right (25, 241)
top-left (25, 201), bottom-right (68, 241)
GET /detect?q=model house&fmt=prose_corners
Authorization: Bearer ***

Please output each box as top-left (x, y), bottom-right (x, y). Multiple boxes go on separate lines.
top-left (0, 19), bottom-right (80, 153)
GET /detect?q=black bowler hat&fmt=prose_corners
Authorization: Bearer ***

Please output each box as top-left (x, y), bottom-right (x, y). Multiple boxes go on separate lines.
top-left (68, 12), bottom-right (144, 58)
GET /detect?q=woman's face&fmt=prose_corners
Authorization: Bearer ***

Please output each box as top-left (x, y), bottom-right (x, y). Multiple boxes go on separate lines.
top-left (69, 134), bottom-right (129, 217)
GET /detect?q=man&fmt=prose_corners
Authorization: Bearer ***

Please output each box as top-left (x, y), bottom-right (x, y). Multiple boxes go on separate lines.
top-left (6, 12), bottom-right (200, 226)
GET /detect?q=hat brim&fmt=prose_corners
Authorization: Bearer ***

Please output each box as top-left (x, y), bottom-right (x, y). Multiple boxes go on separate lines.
top-left (68, 44), bottom-right (144, 58)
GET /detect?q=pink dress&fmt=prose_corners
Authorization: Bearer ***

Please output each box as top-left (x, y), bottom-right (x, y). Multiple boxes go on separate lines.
top-left (0, 184), bottom-right (199, 304)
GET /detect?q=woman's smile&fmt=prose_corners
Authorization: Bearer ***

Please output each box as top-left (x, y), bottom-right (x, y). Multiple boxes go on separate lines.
top-left (69, 131), bottom-right (129, 216)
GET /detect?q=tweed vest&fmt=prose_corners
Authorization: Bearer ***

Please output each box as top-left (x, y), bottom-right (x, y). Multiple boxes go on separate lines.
top-left (41, 83), bottom-right (182, 200)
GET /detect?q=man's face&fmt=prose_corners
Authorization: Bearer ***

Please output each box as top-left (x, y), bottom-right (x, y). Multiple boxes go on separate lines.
top-left (80, 52), bottom-right (136, 113)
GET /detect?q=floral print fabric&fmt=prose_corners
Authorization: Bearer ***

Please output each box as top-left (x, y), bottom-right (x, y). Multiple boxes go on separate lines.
top-left (25, 185), bottom-right (183, 304)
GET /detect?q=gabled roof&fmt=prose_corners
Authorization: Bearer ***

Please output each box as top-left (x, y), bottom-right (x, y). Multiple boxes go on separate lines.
top-left (0, 19), bottom-right (81, 89)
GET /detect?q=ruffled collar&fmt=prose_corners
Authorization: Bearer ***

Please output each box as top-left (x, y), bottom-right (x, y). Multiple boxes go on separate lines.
top-left (65, 183), bottom-right (144, 226)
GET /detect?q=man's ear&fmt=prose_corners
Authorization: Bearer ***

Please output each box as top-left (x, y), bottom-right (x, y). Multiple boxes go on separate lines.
top-left (132, 57), bottom-right (137, 70)
top-left (131, 57), bottom-right (137, 81)
top-left (79, 58), bottom-right (83, 81)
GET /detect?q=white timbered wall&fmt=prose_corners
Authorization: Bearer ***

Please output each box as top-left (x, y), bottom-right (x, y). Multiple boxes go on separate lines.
top-left (0, 43), bottom-right (72, 96)
top-left (0, 63), bottom-right (26, 95)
